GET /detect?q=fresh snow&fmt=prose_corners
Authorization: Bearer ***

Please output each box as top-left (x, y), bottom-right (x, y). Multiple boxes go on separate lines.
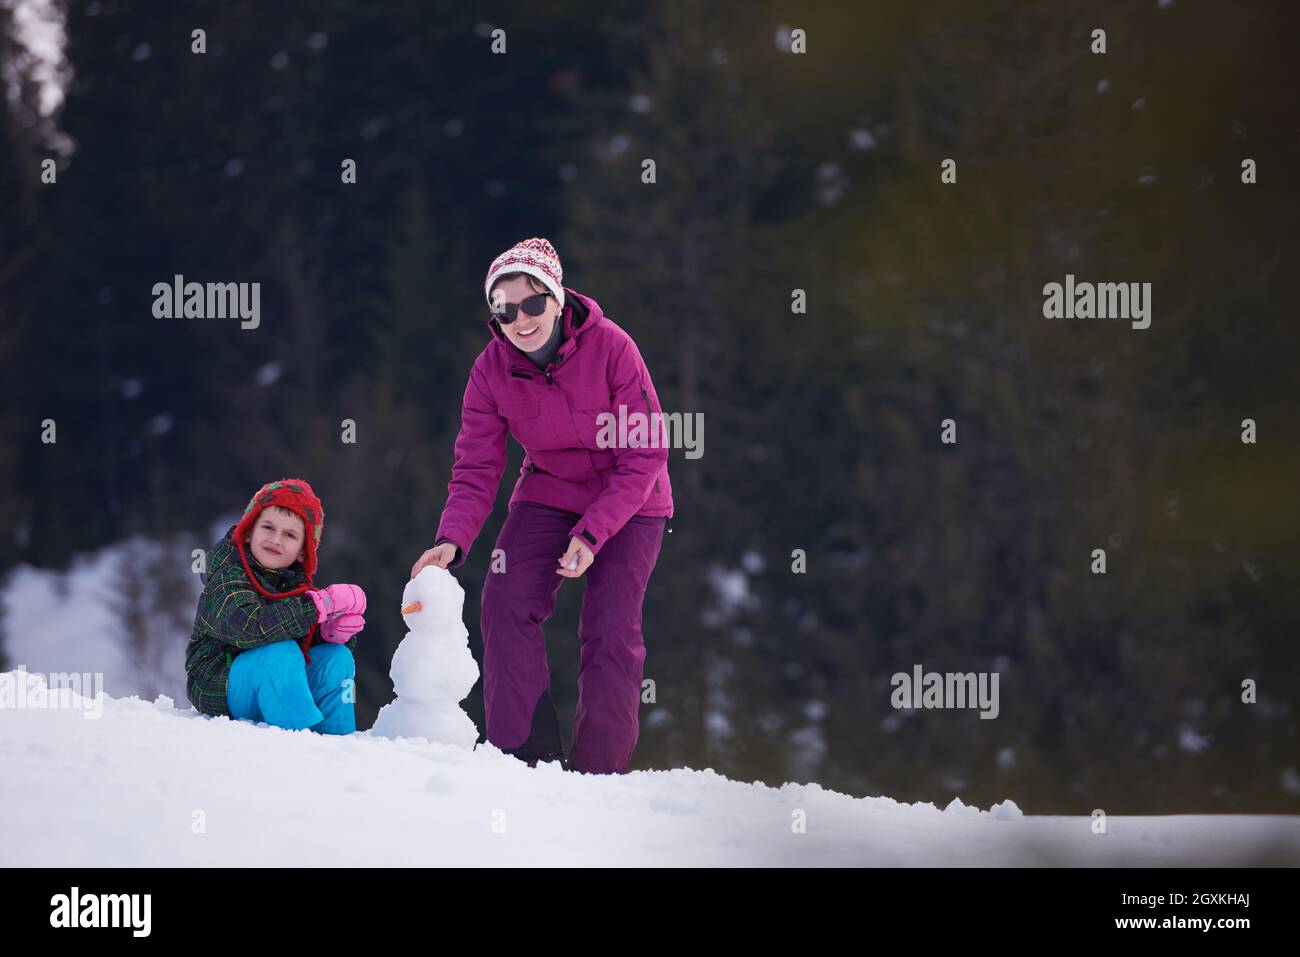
top-left (4, 669), bottom-right (1299, 865)
top-left (3, 549), bottom-right (1299, 866)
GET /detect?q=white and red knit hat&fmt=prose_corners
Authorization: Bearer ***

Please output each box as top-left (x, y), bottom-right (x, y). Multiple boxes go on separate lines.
top-left (484, 237), bottom-right (565, 310)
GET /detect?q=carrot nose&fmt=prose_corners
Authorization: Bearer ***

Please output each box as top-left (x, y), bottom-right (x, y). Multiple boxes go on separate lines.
top-left (401, 601), bottom-right (422, 615)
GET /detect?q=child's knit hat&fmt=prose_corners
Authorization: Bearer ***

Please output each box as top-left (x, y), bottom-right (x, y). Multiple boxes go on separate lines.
top-left (484, 237), bottom-right (565, 310)
top-left (228, 477), bottom-right (325, 664)
top-left (232, 477), bottom-right (325, 597)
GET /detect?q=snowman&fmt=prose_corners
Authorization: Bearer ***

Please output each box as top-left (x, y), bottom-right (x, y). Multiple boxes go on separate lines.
top-left (370, 565), bottom-right (480, 746)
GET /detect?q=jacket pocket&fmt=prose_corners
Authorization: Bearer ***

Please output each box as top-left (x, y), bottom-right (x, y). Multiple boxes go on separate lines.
top-left (568, 387), bottom-right (613, 451)
top-left (498, 398), bottom-right (542, 446)
top-left (533, 448), bottom-right (600, 483)
top-left (588, 448), bottom-right (618, 477)
top-left (499, 398), bottom-right (540, 420)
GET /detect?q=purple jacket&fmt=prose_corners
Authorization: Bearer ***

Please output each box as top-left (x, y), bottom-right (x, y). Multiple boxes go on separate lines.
top-left (434, 287), bottom-right (674, 568)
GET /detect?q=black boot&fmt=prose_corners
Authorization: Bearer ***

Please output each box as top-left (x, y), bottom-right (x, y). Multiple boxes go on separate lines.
top-left (514, 749), bottom-right (565, 769)
top-left (505, 690), bottom-right (565, 769)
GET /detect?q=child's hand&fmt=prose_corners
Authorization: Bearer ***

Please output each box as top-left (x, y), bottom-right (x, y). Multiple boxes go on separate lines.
top-left (320, 612), bottom-right (365, 644)
top-left (306, 583), bottom-right (367, 622)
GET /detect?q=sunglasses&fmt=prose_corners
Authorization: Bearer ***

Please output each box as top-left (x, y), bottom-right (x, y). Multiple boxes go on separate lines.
top-left (490, 292), bottom-right (551, 325)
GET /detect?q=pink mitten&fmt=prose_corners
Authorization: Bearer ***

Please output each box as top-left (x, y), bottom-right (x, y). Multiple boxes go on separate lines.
top-left (306, 583), bottom-right (367, 622)
top-left (320, 612), bottom-right (365, 644)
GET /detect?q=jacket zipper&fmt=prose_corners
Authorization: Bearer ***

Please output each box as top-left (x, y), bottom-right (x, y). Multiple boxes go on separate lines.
top-left (641, 386), bottom-right (660, 495)
top-left (640, 386), bottom-right (672, 532)
top-left (512, 363), bottom-right (554, 483)
top-left (509, 358), bottom-right (561, 385)
top-left (512, 362), bottom-right (555, 384)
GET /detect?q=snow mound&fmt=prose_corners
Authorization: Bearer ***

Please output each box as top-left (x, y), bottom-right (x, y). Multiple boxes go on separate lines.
top-left (4, 674), bottom-right (1299, 866)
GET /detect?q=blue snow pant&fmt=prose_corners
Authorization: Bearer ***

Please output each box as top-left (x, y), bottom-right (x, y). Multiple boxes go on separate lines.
top-left (227, 639), bottom-right (356, 735)
top-left (480, 502), bottom-right (666, 774)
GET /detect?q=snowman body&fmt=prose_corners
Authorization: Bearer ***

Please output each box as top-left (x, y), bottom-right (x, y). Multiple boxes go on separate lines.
top-left (370, 565), bottom-right (480, 746)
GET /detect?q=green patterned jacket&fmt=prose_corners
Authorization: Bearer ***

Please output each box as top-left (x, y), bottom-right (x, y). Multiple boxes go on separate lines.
top-left (184, 526), bottom-right (356, 717)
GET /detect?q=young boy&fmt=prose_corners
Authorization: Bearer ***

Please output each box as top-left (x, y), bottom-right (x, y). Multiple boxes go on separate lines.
top-left (185, 478), bottom-right (366, 734)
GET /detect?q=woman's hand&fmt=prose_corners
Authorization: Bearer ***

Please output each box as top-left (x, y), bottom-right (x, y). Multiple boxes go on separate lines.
top-left (556, 537), bottom-right (595, 578)
top-left (411, 542), bottom-right (458, 579)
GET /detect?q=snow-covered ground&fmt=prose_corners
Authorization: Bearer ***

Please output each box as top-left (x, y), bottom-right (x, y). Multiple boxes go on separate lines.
top-left (1, 525), bottom-right (223, 705)
top-left (3, 538), bottom-right (1298, 867)
top-left (2, 678), bottom-right (1298, 866)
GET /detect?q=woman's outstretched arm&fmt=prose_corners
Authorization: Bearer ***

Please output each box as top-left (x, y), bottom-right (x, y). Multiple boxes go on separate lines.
top-left (429, 358), bottom-right (508, 570)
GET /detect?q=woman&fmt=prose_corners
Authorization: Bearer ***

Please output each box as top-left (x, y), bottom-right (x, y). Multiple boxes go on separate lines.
top-left (410, 237), bottom-right (674, 774)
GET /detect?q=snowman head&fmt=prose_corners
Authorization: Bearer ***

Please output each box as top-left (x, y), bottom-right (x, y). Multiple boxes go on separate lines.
top-left (401, 565), bottom-right (467, 632)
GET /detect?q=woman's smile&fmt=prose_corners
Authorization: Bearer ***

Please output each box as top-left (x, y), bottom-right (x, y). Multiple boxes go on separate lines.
top-left (509, 314), bottom-right (554, 349)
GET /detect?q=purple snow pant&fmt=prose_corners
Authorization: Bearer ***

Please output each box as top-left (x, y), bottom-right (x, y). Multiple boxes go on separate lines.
top-left (481, 502), bottom-right (666, 774)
